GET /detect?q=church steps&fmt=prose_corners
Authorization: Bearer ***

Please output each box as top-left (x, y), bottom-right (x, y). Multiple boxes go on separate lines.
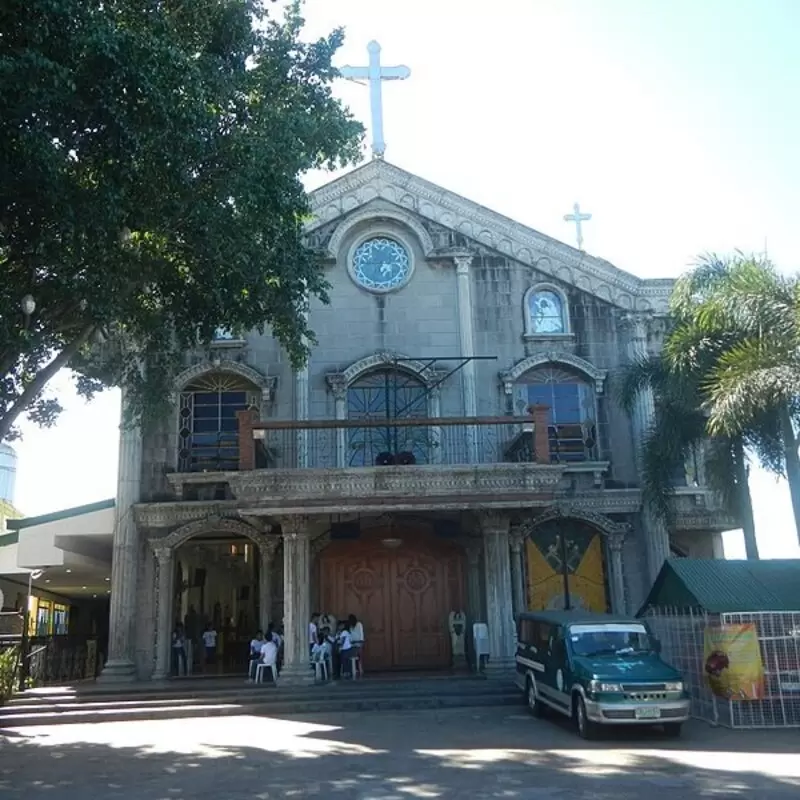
top-left (0, 677), bottom-right (520, 727)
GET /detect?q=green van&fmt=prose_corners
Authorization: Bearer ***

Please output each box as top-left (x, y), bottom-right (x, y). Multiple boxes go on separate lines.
top-left (514, 610), bottom-right (690, 739)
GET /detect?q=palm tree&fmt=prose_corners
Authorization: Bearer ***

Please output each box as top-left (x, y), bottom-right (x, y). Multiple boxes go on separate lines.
top-left (666, 253), bottom-right (800, 546)
top-left (619, 352), bottom-right (761, 560)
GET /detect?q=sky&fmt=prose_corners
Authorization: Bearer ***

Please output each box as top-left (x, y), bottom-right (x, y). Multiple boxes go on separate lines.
top-left (9, 0), bottom-right (800, 559)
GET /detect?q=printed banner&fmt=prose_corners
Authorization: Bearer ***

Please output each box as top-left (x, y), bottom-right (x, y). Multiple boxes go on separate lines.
top-left (526, 524), bottom-right (607, 612)
top-left (704, 623), bottom-right (765, 701)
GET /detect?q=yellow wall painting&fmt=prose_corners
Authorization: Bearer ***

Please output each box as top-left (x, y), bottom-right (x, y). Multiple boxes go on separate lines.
top-left (526, 523), bottom-right (608, 612)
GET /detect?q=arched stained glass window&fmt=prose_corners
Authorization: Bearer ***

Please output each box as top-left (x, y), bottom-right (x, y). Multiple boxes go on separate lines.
top-left (178, 373), bottom-right (260, 472)
top-left (513, 367), bottom-right (596, 462)
top-left (525, 286), bottom-right (568, 335)
top-left (346, 370), bottom-right (429, 467)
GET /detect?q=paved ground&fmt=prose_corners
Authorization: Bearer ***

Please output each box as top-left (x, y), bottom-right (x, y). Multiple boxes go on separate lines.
top-left (1, 707), bottom-right (799, 798)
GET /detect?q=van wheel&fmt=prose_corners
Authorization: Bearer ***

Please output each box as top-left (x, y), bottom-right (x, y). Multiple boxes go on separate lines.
top-left (526, 677), bottom-right (543, 718)
top-left (663, 722), bottom-right (682, 738)
top-left (575, 696), bottom-right (598, 740)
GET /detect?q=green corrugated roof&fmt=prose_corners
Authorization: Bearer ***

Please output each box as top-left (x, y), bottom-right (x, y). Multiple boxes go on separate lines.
top-left (638, 559), bottom-right (800, 614)
top-left (6, 498), bottom-right (115, 530)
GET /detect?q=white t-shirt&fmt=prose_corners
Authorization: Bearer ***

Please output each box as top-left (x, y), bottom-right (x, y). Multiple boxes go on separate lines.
top-left (250, 638), bottom-right (263, 657)
top-left (340, 630), bottom-right (353, 651)
top-left (260, 640), bottom-right (278, 666)
top-left (351, 621), bottom-right (365, 644)
top-left (202, 630), bottom-right (217, 649)
top-left (308, 621), bottom-right (318, 644)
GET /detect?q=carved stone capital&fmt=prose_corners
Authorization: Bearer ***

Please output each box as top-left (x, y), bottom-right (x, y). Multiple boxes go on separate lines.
top-left (509, 526), bottom-right (525, 553)
top-left (152, 546), bottom-right (172, 567)
top-left (279, 515), bottom-right (311, 540)
top-left (607, 532), bottom-right (626, 554)
top-left (325, 372), bottom-right (348, 400)
top-left (454, 254), bottom-right (473, 275)
top-left (479, 511), bottom-right (510, 537)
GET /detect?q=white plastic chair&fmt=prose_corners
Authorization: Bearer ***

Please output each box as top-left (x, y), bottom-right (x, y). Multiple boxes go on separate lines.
top-left (314, 658), bottom-right (329, 682)
top-left (248, 658), bottom-right (260, 681)
top-left (255, 661), bottom-right (278, 685)
top-left (473, 623), bottom-right (490, 672)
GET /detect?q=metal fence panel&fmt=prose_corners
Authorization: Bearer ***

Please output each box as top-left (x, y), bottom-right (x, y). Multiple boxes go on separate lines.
top-left (644, 607), bottom-right (800, 729)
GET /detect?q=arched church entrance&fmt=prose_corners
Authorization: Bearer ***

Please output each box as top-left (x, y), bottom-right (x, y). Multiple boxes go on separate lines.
top-left (525, 518), bottom-right (610, 613)
top-left (174, 532), bottom-right (260, 673)
top-left (318, 524), bottom-right (466, 671)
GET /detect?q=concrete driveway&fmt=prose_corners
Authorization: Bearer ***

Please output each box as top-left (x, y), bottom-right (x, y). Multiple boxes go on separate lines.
top-left (1, 706), bottom-right (798, 798)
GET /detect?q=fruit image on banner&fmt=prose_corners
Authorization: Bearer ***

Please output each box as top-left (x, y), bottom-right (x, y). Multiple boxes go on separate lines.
top-left (704, 623), bottom-right (765, 700)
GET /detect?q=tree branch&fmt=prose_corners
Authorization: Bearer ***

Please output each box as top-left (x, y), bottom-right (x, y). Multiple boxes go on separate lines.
top-left (0, 323), bottom-right (96, 442)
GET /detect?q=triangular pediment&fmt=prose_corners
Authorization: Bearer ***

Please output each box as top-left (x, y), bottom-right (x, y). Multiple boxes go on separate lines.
top-left (307, 160), bottom-right (671, 312)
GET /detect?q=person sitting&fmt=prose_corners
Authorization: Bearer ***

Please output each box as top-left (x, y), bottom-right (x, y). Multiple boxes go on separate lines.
top-left (248, 630), bottom-right (265, 681)
top-left (310, 631), bottom-right (332, 678)
top-left (258, 634), bottom-right (279, 683)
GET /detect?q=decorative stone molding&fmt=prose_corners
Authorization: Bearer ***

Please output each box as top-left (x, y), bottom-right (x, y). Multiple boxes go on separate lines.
top-left (306, 159), bottom-right (671, 313)
top-left (326, 202), bottom-right (436, 258)
top-left (500, 351), bottom-right (608, 395)
top-left (311, 531), bottom-right (332, 559)
top-left (328, 351), bottom-right (444, 391)
top-left (149, 515), bottom-right (277, 553)
top-left (174, 359), bottom-right (276, 399)
top-left (520, 505), bottom-right (631, 539)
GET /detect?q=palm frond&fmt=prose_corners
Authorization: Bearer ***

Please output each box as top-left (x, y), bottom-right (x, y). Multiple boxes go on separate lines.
top-left (616, 355), bottom-right (669, 415)
top-left (704, 338), bottom-right (800, 435)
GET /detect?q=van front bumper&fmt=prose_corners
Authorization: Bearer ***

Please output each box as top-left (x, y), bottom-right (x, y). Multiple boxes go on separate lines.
top-left (584, 697), bottom-right (691, 725)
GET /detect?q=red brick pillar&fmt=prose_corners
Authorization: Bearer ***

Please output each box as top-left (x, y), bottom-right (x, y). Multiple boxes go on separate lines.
top-left (237, 408), bottom-right (258, 470)
top-left (530, 404), bottom-right (551, 464)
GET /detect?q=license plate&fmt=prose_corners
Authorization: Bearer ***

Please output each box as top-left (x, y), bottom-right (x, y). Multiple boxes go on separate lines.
top-left (634, 707), bottom-right (661, 720)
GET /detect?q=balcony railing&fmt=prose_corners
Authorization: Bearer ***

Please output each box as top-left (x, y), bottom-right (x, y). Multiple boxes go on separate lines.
top-left (220, 407), bottom-right (554, 473)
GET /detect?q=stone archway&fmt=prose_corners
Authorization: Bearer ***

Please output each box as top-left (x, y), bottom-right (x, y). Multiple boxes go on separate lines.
top-left (516, 506), bottom-right (629, 614)
top-left (149, 516), bottom-right (279, 678)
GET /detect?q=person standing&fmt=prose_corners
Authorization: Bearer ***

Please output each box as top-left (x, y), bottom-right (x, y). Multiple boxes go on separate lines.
top-left (202, 622), bottom-right (218, 670)
top-left (171, 623), bottom-right (187, 677)
top-left (308, 612), bottom-right (320, 659)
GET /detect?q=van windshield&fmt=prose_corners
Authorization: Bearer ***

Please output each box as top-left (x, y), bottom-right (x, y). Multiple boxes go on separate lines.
top-left (568, 624), bottom-right (653, 657)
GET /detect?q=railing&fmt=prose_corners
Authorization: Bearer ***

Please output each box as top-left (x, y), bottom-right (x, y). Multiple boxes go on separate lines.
top-left (27, 636), bottom-right (102, 686)
top-left (227, 410), bottom-right (553, 472)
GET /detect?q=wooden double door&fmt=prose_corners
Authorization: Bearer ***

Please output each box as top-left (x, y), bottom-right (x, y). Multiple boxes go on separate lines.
top-left (319, 531), bottom-right (466, 671)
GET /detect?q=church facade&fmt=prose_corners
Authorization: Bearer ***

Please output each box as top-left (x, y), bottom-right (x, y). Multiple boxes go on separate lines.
top-left (101, 160), bottom-right (732, 682)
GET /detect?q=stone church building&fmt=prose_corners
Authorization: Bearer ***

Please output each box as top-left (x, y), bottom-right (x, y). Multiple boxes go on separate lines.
top-left (101, 159), bottom-right (731, 682)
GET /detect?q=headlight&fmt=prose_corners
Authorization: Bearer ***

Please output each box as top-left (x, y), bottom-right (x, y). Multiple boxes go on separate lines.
top-left (665, 681), bottom-right (684, 692)
top-left (589, 680), bottom-right (622, 693)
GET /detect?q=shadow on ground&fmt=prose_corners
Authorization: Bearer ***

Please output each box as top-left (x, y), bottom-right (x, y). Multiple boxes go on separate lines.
top-left (0, 708), bottom-right (798, 799)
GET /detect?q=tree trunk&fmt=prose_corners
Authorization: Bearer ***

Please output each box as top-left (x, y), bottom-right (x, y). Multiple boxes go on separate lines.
top-left (779, 406), bottom-right (800, 547)
top-left (732, 438), bottom-right (759, 560)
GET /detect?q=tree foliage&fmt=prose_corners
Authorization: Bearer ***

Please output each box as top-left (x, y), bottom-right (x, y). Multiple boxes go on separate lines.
top-left (0, 0), bottom-right (363, 440)
top-left (665, 253), bottom-right (800, 544)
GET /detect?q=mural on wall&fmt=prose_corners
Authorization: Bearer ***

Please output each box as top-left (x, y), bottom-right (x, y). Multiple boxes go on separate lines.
top-left (526, 520), bottom-right (608, 612)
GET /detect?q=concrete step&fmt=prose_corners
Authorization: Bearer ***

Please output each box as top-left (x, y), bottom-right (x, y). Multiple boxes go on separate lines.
top-left (0, 677), bottom-right (522, 727)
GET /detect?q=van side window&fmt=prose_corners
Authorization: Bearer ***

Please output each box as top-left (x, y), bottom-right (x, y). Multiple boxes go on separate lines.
top-left (519, 619), bottom-right (536, 645)
top-left (538, 623), bottom-right (551, 651)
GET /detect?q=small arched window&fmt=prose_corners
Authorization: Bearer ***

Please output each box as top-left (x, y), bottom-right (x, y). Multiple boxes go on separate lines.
top-left (178, 373), bottom-right (260, 472)
top-left (524, 285), bottom-right (569, 336)
top-left (346, 369), bottom-right (428, 467)
top-left (514, 367), bottom-right (596, 462)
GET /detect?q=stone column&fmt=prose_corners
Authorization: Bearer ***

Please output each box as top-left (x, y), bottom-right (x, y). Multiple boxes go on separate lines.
top-left (295, 289), bottom-right (310, 468)
top-left (624, 312), bottom-right (671, 583)
top-left (607, 534), bottom-right (627, 614)
top-left (326, 375), bottom-right (347, 468)
top-left (151, 546), bottom-right (173, 680)
top-left (481, 512), bottom-right (516, 675)
top-left (454, 254), bottom-right (479, 462)
top-left (259, 540), bottom-right (278, 631)
top-left (509, 530), bottom-right (526, 615)
top-left (280, 515), bottom-right (312, 683)
top-left (98, 389), bottom-right (142, 682)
